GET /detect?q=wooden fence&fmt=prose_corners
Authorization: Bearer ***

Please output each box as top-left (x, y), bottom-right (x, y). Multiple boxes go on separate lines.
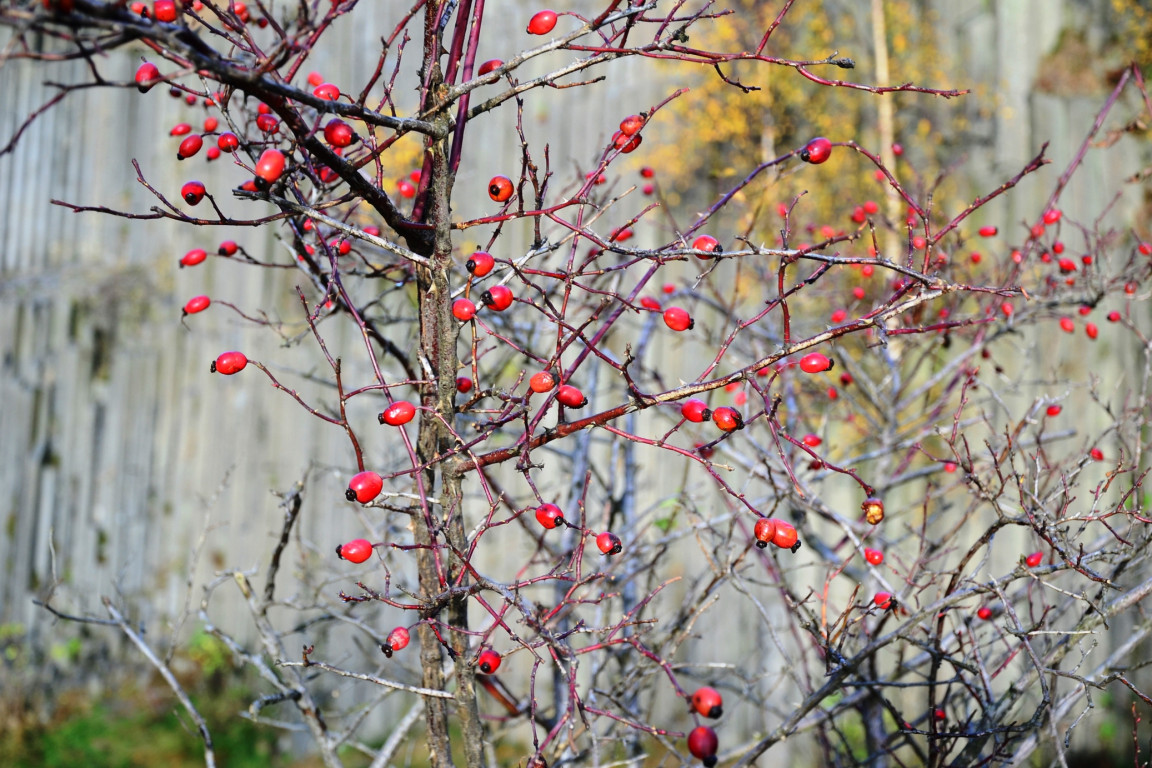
top-left (0, 0), bottom-right (1148, 758)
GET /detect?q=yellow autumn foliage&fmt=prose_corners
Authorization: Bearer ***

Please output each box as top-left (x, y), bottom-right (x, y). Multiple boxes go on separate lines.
top-left (1112, 0), bottom-right (1152, 73)
top-left (641, 0), bottom-right (963, 238)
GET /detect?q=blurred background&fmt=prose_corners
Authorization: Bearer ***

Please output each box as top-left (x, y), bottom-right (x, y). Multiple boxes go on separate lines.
top-left (2, 0), bottom-right (1150, 765)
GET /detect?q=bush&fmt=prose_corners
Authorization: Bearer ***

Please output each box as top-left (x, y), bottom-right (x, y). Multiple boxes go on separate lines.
top-left (4, 2), bottom-right (1152, 767)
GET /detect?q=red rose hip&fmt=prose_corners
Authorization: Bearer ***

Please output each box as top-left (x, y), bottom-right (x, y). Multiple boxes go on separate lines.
top-left (180, 248), bottom-right (207, 268)
top-left (255, 149), bottom-right (286, 183)
top-left (481, 285), bottom-right (513, 311)
top-left (177, 134), bottom-right (203, 160)
top-left (529, 371), bottom-right (556, 393)
top-left (663, 307), bottom-right (693, 332)
top-left (154, 1), bottom-right (178, 22)
top-left (556, 385), bottom-right (586, 408)
top-left (799, 352), bottom-right (833, 374)
top-left (753, 517), bottom-right (777, 549)
top-left (612, 130), bottom-right (643, 153)
top-left (596, 531), bottom-right (622, 555)
top-left (346, 471), bottom-right (384, 503)
top-left (312, 82), bottom-right (340, 100)
top-left (687, 726), bottom-right (719, 767)
top-left (211, 351), bottom-right (247, 375)
top-left (135, 61), bottom-right (161, 92)
top-left (690, 687), bottom-right (723, 719)
top-left (382, 626), bottom-right (410, 657)
top-left (183, 295), bottom-right (210, 315)
top-left (467, 251), bottom-right (495, 276)
top-left (335, 538), bottom-right (374, 563)
top-left (619, 114), bottom-right (645, 136)
top-left (535, 503), bottom-right (564, 529)
top-left (324, 119), bottom-right (355, 147)
top-left (771, 520), bottom-right (799, 550)
top-left (477, 648), bottom-right (502, 674)
top-left (478, 59), bottom-right (503, 75)
top-left (488, 175), bottom-right (513, 202)
top-left (800, 136), bottom-right (832, 164)
top-left (712, 406), bottom-right (742, 432)
top-left (379, 400), bottom-right (416, 426)
top-left (692, 234), bottom-right (722, 257)
top-left (217, 132), bottom-right (239, 153)
top-left (181, 181), bottom-right (206, 205)
top-left (452, 298), bottom-right (477, 321)
top-left (681, 399), bottom-right (711, 423)
top-left (526, 9), bottom-right (558, 35)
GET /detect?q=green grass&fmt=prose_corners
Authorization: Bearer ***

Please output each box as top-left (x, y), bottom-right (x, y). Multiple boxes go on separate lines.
top-left (1, 630), bottom-right (282, 768)
top-left (3, 682), bottom-right (281, 768)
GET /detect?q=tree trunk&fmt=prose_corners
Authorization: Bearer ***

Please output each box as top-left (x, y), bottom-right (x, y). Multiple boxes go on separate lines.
top-left (412, 4), bottom-right (484, 766)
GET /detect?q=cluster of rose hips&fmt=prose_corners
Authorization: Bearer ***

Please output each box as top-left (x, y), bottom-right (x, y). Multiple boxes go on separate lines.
top-left (288, 217), bottom-right (384, 265)
top-left (137, 54), bottom-right (371, 208)
top-left (531, 502), bottom-right (622, 554)
top-left (138, 77), bottom-right (294, 208)
top-left (679, 353), bottom-right (831, 427)
top-left (451, 250), bottom-right (520, 321)
top-left (123, 2), bottom-right (264, 29)
top-left (135, 61), bottom-right (233, 209)
top-left (377, 623), bottom-right (499, 671)
top-left (332, 496), bottom-right (621, 683)
top-left (773, 139), bottom-right (1146, 358)
top-left (681, 686), bottom-right (725, 766)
